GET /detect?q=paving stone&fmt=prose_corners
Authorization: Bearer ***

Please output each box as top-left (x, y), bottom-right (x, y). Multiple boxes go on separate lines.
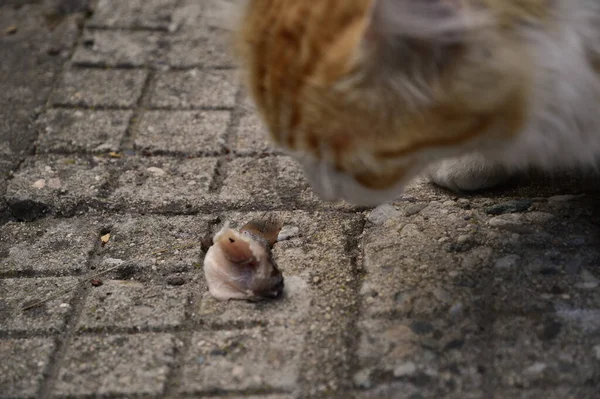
top-left (112, 156), bottom-right (218, 213)
top-left (491, 387), bottom-right (600, 399)
top-left (148, 69), bottom-right (237, 109)
top-left (88, 0), bottom-right (180, 30)
top-left (78, 279), bottom-right (188, 331)
top-left (196, 210), bottom-right (362, 395)
top-left (171, 0), bottom-right (235, 31)
top-left (196, 210), bottom-right (353, 325)
top-left (356, 318), bottom-right (484, 396)
top-left (351, 382), bottom-right (450, 399)
top-left (5, 156), bottom-right (118, 217)
top-left (490, 316), bottom-right (599, 389)
top-left (159, 26), bottom-right (233, 68)
top-left (72, 30), bottom-right (160, 67)
top-left (0, 218), bottom-right (97, 275)
top-left (0, 277), bottom-right (79, 333)
top-left (134, 110), bottom-right (231, 155)
top-left (97, 215), bottom-right (210, 277)
top-left (54, 333), bottom-right (175, 396)
top-left (218, 156), bottom-right (323, 208)
top-left (51, 68), bottom-right (148, 108)
top-left (360, 201), bottom-right (479, 318)
top-left (180, 327), bottom-right (303, 393)
top-left (36, 109), bottom-right (132, 154)
top-left (0, 338), bottom-right (55, 397)
top-left (232, 113), bottom-right (278, 156)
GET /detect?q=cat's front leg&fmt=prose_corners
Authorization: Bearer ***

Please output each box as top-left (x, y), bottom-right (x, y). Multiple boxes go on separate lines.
top-left (424, 154), bottom-right (512, 193)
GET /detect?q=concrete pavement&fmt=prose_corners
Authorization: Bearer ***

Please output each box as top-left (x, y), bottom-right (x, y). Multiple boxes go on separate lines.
top-left (1, 1), bottom-right (599, 398)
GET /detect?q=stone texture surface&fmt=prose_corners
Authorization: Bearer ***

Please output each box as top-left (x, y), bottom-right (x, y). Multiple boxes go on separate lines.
top-left (112, 156), bottom-right (219, 213)
top-left (51, 68), bottom-right (148, 108)
top-left (180, 327), bottom-right (303, 394)
top-left (72, 30), bottom-right (161, 67)
top-left (36, 109), bottom-right (132, 154)
top-left (0, 338), bottom-right (55, 397)
top-left (148, 69), bottom-right (237, 109)
top-left (231, 113), bottom-right (279, 156)
top-left (0, 277), bottom-right (79, 333)
top-left (1, 1), bottom-right (599, 398)
top-left (54, 333), bottom-right (175, 396)
top-left (5, 155), bottom-right (118, 217)
top-left (134, 110), bottom-right (231, 155)
top-left (0, 217), bottom-right (98, 274)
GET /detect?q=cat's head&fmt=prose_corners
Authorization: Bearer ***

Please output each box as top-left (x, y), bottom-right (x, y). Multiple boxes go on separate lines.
top-left (234, 0), bottom-right (533, 205)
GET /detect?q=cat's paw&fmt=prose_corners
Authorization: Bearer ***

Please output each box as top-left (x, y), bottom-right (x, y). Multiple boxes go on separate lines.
top-left (424, 155), bottom-right (511, 193)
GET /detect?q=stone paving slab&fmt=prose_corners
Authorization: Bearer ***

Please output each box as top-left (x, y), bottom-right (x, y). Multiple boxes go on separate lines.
top-left (0, 277), bottom-right (79, 334)
top-left (54, 333), bottom-right (175, 396)
top-left (232, 112), bottom-right (279, 156)
top-left (112, 156), bottom-right (219, 213)
top-left (218, 156), bottom-right (323, 209)
top-left (148, 69), bottom-right (237, 109)
top-left (5, 155), bottom-right (118, 217)
top-left (51, 68), bottom-right (148, 108)
top-left (88, 0), bottom-right (180, 31)
top-left (78, 279), bottom-right (189, 331)
top-left (158, 26), bottom-right (233, 68)
top-left (134, 110), bottom-right (231, 156)
top-left (36, 108), bottom-right (132, 154)
top-left (72, 29), bottom-right (161, 68)
top-left (196, 211), bottom-right (359, 327)
top-left (96, 214), bottom-right (211, 275)
top-left (180, 327), bottom-right (303, 394)
top-left (0, 338), bottom-right (55, 398)
top-left (0, 217), bottom-right (98, 275)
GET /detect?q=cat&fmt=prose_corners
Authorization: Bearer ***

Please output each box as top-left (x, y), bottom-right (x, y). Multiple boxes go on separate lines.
top-left (231, 0), bottom-right (600, 206)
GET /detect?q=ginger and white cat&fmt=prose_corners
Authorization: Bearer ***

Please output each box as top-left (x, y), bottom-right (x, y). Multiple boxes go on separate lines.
top-left (232, 0), bottom-right (600, 205)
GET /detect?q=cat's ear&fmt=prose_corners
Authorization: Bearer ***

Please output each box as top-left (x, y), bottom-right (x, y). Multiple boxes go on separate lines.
top-left (365, 0), bottom-right (487, 44)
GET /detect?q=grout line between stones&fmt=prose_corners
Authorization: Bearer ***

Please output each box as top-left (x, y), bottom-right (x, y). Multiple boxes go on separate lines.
top-left (49, 103), bottom-right (235, 112)
top-left (35, 253), bottom-right (98, 399)
top-left (120, 68), bottom-right (156, 152)
top-left (343, 215), bottom-right (368, 393)
top-left (208, 87), bottom-right (244, 194)
top-left (70, 62), bottom-right (236, 71)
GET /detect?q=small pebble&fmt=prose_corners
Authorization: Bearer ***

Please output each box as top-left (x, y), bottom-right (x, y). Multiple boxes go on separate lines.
top-left (456, 235), bottom-right (471, 244)
top-left (404, 203), bottom-right (427, 216)
top-left (32, 179), bottom-right (46, 189)
top-left (147, 167), bottom-right (166, 176)
top-left (368, 204), bottom-right (400, 225)
top-left (353, 369), bottom-right (373, 389)
top-left (457, 198), bottom-right (471, 209)
top-left (410, 321), bottom-right (434, 335)
top-left (494, 254), bottom-right (521, 269)
top-left (277, 225), bottom-right (300, 241)
top-left (581, 269), bottom-right (600, 283)
top-left (449, 302), bottom-right (464, 316)
top-left (312, 276), bottom-right (321, 284)
top-left (485, 200), bottom-right (532, 215)
top-left (166, 275), bottom-right (185, 286)
top-left (4, 25), bottom-right (17, 35)
top-left (433, 288), bottom-right (452, 304)
top-left (524, 362), bottom-right (547, 375)
top-left (393, 362), bottom-right (417, 377)
top-left (90, 279), bottom-right (103, 287)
